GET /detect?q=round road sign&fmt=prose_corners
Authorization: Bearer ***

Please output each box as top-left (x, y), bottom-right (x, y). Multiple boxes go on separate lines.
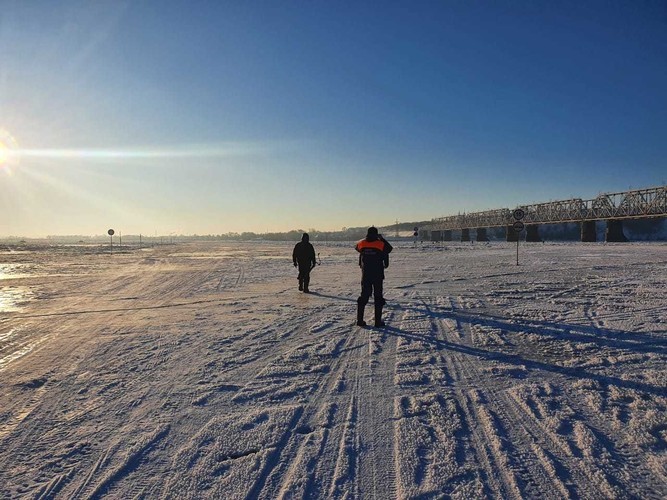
top-left (512, 221), bottom-right (525, 232)
top-left (512, 208), bottom-right (525, 220)
top-left (108, 229), bottom-right (115, 236)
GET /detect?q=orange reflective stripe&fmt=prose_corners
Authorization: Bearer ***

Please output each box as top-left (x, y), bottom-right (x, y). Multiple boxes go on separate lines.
top-left (356, 239), bottom-right (385, 251)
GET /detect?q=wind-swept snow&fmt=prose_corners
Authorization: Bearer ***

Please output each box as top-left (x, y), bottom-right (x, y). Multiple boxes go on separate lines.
top-left (0, 241), bottom-right (665, 498)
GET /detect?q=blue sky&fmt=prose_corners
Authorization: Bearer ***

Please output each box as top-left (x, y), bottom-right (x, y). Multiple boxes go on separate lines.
top-left (1, 1), bottom-right (665, 236)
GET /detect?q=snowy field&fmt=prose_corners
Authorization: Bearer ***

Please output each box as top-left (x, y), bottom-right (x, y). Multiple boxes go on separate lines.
top-left (0, 240), bottom-right (665, 499)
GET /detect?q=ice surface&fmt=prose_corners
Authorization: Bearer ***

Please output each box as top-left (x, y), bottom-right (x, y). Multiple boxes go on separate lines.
top-left (0, 240), bottom-right (665, 498)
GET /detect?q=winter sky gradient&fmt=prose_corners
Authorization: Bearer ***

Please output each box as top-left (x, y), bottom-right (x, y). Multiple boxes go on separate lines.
top-left (1, 1), bottom-right (666, 236)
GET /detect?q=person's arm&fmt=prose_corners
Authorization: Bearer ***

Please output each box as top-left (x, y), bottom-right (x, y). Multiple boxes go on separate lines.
top-left (292, 244), bottom-right (298, 266)
top-left (310, 245), bottom-right (317, 269)
top-left (381, 236), bottom-right (393, 254)
top-left (380, 236), bottom-right (392, 268)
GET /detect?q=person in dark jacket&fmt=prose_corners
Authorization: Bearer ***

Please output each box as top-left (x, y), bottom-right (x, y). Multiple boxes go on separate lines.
top-left (355, 226), bottom-right (393, 327)
top-left (292, 233), bottom-right (317, 293)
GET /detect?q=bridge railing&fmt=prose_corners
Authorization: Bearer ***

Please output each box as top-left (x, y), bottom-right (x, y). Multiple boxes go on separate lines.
top-left (523, 199), bottom-right (588, 223)
top-left (426, 185), bottom-right (667, 231)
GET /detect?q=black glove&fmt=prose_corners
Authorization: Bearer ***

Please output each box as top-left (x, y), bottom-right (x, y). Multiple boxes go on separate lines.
top-left (293, 262), bottom-right (297, 267)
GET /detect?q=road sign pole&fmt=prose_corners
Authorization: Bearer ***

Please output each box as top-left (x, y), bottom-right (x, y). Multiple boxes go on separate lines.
top-left (512, 209), bottom-right (525, 266)
top-left (108, 229), bottom-right (115, 255)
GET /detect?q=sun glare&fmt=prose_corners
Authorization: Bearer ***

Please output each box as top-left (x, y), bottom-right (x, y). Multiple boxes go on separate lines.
top-left (0, 129), bottom-right (19, 172)
top-left (0, 144), bottom-right (8, 166)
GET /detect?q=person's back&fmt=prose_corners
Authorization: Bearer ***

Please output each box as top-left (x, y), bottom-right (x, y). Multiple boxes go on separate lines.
top-left (292, 233), bottom-right (316, 292)
top-left (355, 227), bottom-right (392, 327)
top-left (293, 240), bottom-right (315, 264)
top-left (357, 233), bottom-right (391, 279)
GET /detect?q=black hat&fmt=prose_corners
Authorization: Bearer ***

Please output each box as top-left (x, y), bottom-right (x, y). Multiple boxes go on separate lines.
top-left (302, 233), bottom-right (309, 242)
top-left (366, 226), bottom-right (378, 236)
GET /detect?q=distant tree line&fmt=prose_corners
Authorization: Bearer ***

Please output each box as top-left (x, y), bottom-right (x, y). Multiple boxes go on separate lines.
top-left (191, 227), bottom-right (374, 242)
top-left (191, 220), bottom-right (433, 242)
top-left (0, 226), bottom-right (399, 244)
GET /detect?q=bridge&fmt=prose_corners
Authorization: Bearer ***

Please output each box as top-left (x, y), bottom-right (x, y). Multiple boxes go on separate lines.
top-left (423, 185), bottom-right (667, 242)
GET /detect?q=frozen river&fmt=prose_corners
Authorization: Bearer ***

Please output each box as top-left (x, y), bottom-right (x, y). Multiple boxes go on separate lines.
top-left (0, 240), bottom-right (665, 498)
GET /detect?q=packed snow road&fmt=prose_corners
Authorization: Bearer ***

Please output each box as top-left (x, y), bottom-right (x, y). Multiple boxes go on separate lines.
top-left (0, 240), bottom-right (665, 499)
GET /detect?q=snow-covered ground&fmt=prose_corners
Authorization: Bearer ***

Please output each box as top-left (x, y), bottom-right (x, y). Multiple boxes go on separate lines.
top-left (0, 240), bottom-right (665, 499)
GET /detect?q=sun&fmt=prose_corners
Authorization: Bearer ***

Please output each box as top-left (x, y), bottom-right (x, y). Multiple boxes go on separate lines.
top-left (0, 143), bottom-right (9, 166)
top-left (0, 129), bottom-right (19, 171)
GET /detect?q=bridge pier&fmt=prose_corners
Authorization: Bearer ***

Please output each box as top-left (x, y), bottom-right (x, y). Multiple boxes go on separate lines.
top-left (506, 225), bottom-right (518, 242)
top-left (581, 221), bottom-right (596, 242)
top-left (476, 228), bottom-right (489, 242)
top-left (605, 219), bottom-right (628, 242)
top-left (461, 228), bottom-right (470, 241)
top-left (525, 224), bottom-right (540, 242)
top-left (443, 230), bottom-right (452, 241)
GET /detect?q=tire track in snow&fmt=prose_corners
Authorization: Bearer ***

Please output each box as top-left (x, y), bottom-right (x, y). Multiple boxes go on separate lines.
top-left (0, 384), bottom-right (49, 442)
top-left (435, 297), bottom-right (616, 499)
top-left (153, 306), bottom-right (359, 498)
top-left (328, 382), bottom-right (361, 498)
top-left (236, 264), bottom-right (246, 287)
top-left (501, 388), bottom-right (623, 498)
top-left (85, 425), bottom-right (171, 499)
top-left (34, 469), bottom-right (74, 500)
top-left (431, 297), bottom-right (553, 498)
top-left (267, 328), bottom-right (362, 498)
top-left (34, 297), bottom-right (338, 498)
top-left (240, 322), bottom-right (363, 497)
top-left (432, 319), bottom-right (521, 497)
top-left (0, 331), bottom-right (52, 371)
top-left (392, 295), bottom-right (488, 497)
top-left (214, 263), bottom-right (246, 291)
top-left (569, 300), bottom-right (667, 496)
top-left (357, 322), bottom-right (399, 499)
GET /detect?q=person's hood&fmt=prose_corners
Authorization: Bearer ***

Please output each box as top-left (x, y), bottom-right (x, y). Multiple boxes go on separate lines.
top-left (301, 233), bottom-right (309, 242)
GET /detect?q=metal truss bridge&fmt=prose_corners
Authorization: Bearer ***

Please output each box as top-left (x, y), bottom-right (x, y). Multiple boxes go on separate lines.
top-left (428, 185), bottom-right (667, 230)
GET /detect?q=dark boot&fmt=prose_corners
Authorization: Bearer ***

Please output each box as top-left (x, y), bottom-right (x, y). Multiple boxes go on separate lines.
top-left (374, 302), bottom-right (385, 327)
top-left (303, 275), bottom-right (310, 293)
top-left (356, 301), bottom-right (366, 327)
top-left (298, 279), bottom-right (303, 291)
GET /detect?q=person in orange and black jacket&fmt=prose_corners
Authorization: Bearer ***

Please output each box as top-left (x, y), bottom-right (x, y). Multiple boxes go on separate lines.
top-left (355, 226), bottom-right (393, 327)
top-left (293, 232), bottom-right (317, 293)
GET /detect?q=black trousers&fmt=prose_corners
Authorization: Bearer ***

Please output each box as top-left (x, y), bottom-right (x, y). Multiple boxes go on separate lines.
top-left (297, 264), bottom-right (312, 287)
top-left (358, 277), bottom-right (384, 306)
